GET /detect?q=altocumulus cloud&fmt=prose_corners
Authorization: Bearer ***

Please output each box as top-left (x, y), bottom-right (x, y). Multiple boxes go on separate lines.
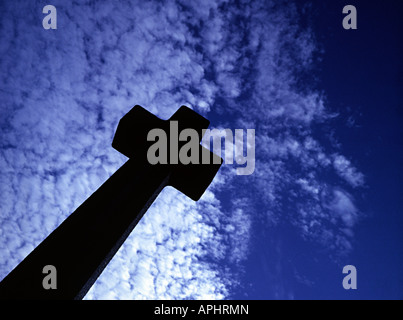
top-left (0, 0), bottom-right (364, 299)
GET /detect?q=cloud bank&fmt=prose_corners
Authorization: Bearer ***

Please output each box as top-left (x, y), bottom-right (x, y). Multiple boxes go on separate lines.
top-left (0, 0), bottom-right (364, 299)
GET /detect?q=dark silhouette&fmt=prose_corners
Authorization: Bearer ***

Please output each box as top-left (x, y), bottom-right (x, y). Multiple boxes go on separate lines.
top-left (0, 105), bottom-right (222, 299)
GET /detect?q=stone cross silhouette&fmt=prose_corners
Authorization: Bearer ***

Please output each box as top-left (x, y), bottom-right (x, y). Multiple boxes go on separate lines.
top-left (0, 105), bottom-right (222, 300)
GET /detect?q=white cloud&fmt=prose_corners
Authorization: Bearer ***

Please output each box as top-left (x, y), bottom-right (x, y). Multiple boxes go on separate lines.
top-left (0, 0), bottom-right (365, 299)
top-left (291, 186), bottom-right (359, 255)
top-left (333, 154), bottom-right (365, 188)
top-left (0, 0), bottom-right (244, 299)
top-left (328, 189), bottom-right (358, 228)
top-left (85, 187), bottom-right (231, 300)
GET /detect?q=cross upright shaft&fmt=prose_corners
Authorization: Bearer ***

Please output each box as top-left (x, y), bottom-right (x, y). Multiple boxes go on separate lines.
top-left (0, 105), bottom-right (222, 300)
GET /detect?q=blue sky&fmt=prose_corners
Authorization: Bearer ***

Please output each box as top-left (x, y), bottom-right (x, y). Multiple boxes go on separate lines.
top-left (0, 0), bottom-right (401, 299)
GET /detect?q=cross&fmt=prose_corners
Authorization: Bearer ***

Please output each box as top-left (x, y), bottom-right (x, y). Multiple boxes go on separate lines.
top-left (0, 105), bottom-right (222, 300)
